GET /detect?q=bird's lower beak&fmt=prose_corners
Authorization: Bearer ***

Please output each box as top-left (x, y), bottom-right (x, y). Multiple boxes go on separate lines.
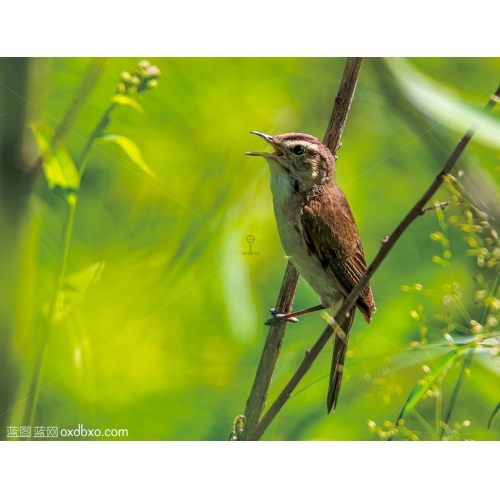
top-left (245, 131), bottom-right (283, 159)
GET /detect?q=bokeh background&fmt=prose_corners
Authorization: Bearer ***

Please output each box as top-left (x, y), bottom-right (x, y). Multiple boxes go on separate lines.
top-left (1, 57), bottom-right (500, 440)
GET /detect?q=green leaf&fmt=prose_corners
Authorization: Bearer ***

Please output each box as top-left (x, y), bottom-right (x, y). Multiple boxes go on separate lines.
top-left (386, 58), bottom-right (500, 150)
top-left (97, 134), bottom-right (159, 181)
top-left (398, 347), bottom-right (467, 420)
top-left (111, 94), bottom-right (145, 116)
top-left (65, 260), bottom-right (106, 293)
top-left (31, 123), bottom-right (80, 200)
top-left (53, 261), bottom-right (106, 323)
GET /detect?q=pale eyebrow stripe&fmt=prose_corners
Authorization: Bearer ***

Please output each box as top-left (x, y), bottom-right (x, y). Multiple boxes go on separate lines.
top-left (284, 141), bottom-right (320, 151)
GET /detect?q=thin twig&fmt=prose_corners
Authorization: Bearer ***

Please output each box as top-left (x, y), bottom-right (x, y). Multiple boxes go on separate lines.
top-left (237, 57), bottom-right (364, 441)
top-left (237, 261), bottom-right (299, 441)
top-left (248, 83), bottom-right (500, 441)
top-left (420, 201), bottom-right (450, 214)
top-left (324, 58), bottom-right (364, 152)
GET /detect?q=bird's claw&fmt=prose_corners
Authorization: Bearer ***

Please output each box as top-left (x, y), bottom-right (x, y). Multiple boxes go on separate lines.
top-left (264, 308), bottom-right (299, 326)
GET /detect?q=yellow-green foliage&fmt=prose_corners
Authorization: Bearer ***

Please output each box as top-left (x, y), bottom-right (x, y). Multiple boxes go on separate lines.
top-left (6, 58), bottom-right (500, 440)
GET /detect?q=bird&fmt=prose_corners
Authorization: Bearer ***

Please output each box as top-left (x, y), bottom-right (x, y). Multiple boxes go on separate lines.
top-left (246, 131), bottom-right (376, 412)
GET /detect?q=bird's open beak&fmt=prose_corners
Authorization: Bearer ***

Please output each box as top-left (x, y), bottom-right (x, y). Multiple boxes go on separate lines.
top-left (245, 131), bottom-right (283, 159)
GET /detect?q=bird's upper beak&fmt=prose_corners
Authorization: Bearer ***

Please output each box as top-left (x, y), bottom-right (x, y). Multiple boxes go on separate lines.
top-left (245, 131), bottom-right (284, 159)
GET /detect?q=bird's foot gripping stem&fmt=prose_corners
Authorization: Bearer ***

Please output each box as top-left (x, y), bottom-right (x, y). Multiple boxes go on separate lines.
top-left (264, 308), bottom-right (299, 326)
top-left (264, 304), bottom-right (327, 326)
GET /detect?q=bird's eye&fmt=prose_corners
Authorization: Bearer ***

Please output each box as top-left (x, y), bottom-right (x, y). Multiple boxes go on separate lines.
top-left (292, 145), bottom-right (306, 155)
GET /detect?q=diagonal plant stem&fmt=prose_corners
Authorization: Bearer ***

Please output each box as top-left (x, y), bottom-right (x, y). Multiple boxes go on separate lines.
top-left (235, 261), bottom-right (299, 441)
top-left (77, 101), bottom-right (117, 175)
top-left (53, 59), bottom-right (108, 144)
top-left (248, 83), bottom-right (500, 441)
top-left (236, 57), bottom-right (363, 441)
top-left (30, 58), bottom-right (107, 175)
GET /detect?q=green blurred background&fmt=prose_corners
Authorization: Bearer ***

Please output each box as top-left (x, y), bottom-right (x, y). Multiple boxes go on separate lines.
top-left (1, 57), bottom-right (500, 440)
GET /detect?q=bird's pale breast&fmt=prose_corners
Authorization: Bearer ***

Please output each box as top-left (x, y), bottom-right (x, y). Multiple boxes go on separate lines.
top-left (271, 183), bottom-right (344, 310)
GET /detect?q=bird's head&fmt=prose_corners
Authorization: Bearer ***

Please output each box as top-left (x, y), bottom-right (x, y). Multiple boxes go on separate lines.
top-left (245, 131), bottom-right (336, 192)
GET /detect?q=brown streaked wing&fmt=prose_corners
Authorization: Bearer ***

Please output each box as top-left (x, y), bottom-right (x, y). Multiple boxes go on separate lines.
top-left (299, 200), bottom-right (375, 322)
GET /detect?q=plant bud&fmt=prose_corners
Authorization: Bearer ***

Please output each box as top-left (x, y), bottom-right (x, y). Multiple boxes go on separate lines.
top-left (145, 65), bottom-right (161, 78)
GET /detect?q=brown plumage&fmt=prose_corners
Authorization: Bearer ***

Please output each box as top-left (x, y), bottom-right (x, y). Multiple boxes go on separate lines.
top-left (246, 131), bottom-right (375, 412)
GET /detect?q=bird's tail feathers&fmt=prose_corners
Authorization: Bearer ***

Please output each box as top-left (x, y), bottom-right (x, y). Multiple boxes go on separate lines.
top-left (326, 306), bottom-right (356, 413)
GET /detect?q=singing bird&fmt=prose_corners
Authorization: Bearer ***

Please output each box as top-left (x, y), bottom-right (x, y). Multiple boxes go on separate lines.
top-left (246, 131), bottom-right (375, 412)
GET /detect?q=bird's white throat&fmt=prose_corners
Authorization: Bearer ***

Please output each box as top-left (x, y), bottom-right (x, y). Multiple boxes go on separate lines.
top-left (269, 166), bottom-right (295, 200)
